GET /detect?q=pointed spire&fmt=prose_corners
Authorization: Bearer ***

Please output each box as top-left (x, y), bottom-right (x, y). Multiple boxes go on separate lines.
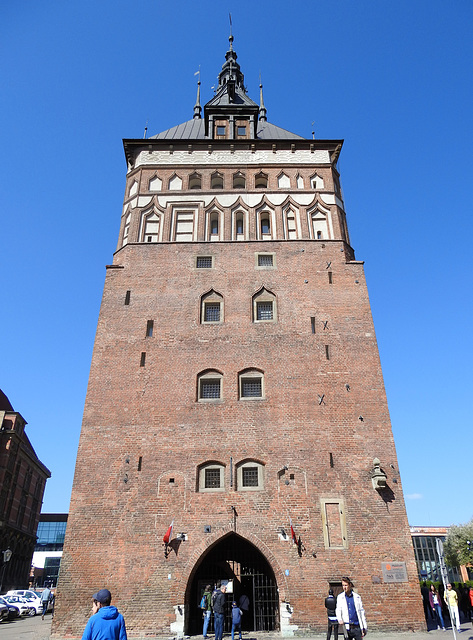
top-left (193, 69), bottom-right (202, 120)
top-left (259, 76), bottom-right (267, 122)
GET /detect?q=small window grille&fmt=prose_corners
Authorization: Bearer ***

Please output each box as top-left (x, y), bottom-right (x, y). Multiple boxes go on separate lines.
top-left (201, 379), bottom-right (221, 399)
top-left (146, 320), bottom-right (154, 337)
top-left (241, 378), bottom-right (262, 397)
top-left (257, 254), bottom-right (273, 267)
top-left (196, 256), bottom-right (213, 268)
top-left (256, 301), bottom-right (273, 321)
top-left (242, 467), bottom-right (259, 487)
top-left (205, 468), bottom-right (221, 488)
top-left (204, 303), bottom-right (220, 322)
top-left (124, 290), bottom-right (131, 305)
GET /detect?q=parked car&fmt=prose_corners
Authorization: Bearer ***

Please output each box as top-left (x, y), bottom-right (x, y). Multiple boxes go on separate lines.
top-left (0, 596), bottom-right (20, 619)
top-left (6, 590), bottom-right (42, 615)
top-left (2, 595), bottom-right (33, 616)
top-left (0, 600), bottom-right (9, 621)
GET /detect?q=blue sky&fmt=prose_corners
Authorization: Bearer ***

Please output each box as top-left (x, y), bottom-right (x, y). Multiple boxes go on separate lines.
top-left (2, 1), bottom-right (472, 527)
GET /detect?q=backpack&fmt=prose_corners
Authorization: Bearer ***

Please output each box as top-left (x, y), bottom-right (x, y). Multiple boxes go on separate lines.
top-left (199, 594), bottom-right (207, 610)
top-left (211, 589), bottom-right (219, 609)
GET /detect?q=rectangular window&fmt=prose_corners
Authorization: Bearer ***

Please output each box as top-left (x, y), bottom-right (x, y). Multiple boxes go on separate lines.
top-left (311, 317), bottom-right (316, 334)
top-left (242, 467), bottom-right (259, 487)
top-left (241, 378), bottom-right (262, 397)
top-left (256, 301), bottom-right (273, 321)
top-left (201, 379), bottom-right (221, 399)
top-left (216, 126), bottom-right (226, 136)
top-left (204, 303), bottom-right (221, 322)
top-left (125, 290), bottom-right (131, 305)
top-left (205, 468), bottom-right (221, 489)
top-left (140, 352), bottom-right (146, 367)
top-left (146, 320), bottom-right (154, 337)
top-left (175, 211), bottom-right (194, 241)
top-left (196, 256), bottom-right (213, 268)
top-left (237, 126), bottom-right (246, 136)
top-left (328, 271), bottom-right (333, 284)
top-left (257, 254), bottom-right (273, 267)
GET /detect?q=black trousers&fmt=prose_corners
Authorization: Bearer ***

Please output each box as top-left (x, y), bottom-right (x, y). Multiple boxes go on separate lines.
top-left (327, 620), bottom-right (339, 640)
top-left (346, 625), bottom-right (362, 640)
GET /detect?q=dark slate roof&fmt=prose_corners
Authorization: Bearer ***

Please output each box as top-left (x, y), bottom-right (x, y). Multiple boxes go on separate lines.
top-left (0, 389), bottom-right (14, 411)
top-left (150, 119), bottom-right (305, 141)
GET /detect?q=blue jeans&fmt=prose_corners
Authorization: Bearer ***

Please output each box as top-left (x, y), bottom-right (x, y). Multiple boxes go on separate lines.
top-left (214, 612), bottom-right (224, 640)
top-left (231, 622), bottom-right (241, 640)
top-left (434, 604), bottom-right (445, 629)
top-left (203, 610), bottom-right (211, 637)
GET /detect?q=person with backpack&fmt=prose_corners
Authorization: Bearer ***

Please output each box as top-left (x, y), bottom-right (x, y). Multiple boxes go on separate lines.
top-left (200, 585), bottom-right (212, 638)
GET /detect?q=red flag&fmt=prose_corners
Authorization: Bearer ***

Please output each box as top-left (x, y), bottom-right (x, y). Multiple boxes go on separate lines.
top-left (289, 518), bottom-right (297, 544)
top-left (163, 521), bottom-right (173, 545)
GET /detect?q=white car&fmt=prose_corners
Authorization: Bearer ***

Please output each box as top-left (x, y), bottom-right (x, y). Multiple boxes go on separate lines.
top-left (6, 590), bottom-right (43, 615)
top-left (1, 595), bottom-right (33, 616)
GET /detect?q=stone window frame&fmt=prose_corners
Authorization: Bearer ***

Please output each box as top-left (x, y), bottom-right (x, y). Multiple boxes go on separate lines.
top-left (195, 255), bottom-right (214, 269)
top-left (255, 252), bottom-right (276, 269)
top-left (233, 172), bottom-right (246, 189)
top-left (232, 208), bottom-right (248, 241)
top-left (206, 208), bottom-right (222, 241)
top-left (189, 172), bottom-right (202, 189)
top-left (198, 461), bottom-right (226, 492)
top-left (320, 497), bottom-right (348, 549)
top-left (140, 207), bottom-right (163, 243)
top-left (197, 369), bottom-right (224, 402)
top-left (238, 368), bottom-right (265, 400)
top-left (236, 459), bottom-right (265, 492)
top-left (171, 206), bottom-right (197, 242)
top-left (252, 287), bottom-right (277, 324)
top-left (211, 171), bottom-right (224, 189)
top-left (200, 290), bottom-right (224, 324)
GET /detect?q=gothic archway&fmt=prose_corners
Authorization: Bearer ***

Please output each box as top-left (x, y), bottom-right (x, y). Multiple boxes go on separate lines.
top-left (186, 533), bottom-right (279, 635)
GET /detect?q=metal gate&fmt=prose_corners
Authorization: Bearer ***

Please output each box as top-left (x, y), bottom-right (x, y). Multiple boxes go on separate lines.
top-left (188, 533), bottom-right (279, 634)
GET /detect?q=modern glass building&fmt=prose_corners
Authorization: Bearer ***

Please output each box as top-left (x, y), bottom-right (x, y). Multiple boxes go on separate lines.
top-left (32, 513), bottom-right (67, 587)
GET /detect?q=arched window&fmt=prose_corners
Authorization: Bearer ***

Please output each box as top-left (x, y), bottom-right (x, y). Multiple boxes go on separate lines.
top-left (310, 173), bottom-right (324, 190)
top-left (236, 460), bottom-right (265, 491)
top-left (148, 175), bottom-right (162, 191)
top-left (233, 210), bottom-right (245, 240)
top-left (198, 461), bottom-right (225, 492)
top-left (122, 212), bottom-right (131, 247)
top-left (233, 172), bottom-right (246, 189)
top-left (211, 172), bottom-right (224, 189)
top-left (197, 370), bottom-right (223, 401)
top-left (278, 173), bottom-right (290, 189)
top-left (284, 209), bottom-right (297, 239)
top-left (201, 290), bottom-right (223, 324)
top-left (207, 210), bottom-right (221, 241)
top-left (310, 209), bottom-right (329, 240)
top-left (189, 172), bottom-right (202, 189)
top-left (142, 211), bottom-right (160, 243)
top-left (252, 288), bottom-right (277, 323)
top-left (255, 172), bottom-right (268, 188)
top-left (238, 368), bottom-right (264, 399)
top-left (169, 174), bottom-right (183, 190)
top-left (260, 213), bottom-right (271, 239)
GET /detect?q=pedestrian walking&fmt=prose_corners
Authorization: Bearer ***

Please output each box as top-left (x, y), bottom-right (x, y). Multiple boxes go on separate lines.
top-left (336, 577), bottom-right (367, 640)
top-left (213, 584), bottom-right (226, 640)
top-left (325, 588), bottom-right (339, 640)
top-left (231, 601), bottom-right (242, 640)
top-left (81, 588), bottom-right (127, 640)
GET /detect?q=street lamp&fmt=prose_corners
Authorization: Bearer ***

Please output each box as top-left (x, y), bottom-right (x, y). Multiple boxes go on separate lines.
top-left (0, 548), bottom-right (13, 592)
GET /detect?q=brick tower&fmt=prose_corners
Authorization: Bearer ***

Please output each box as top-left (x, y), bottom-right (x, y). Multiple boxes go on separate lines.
top-left (53, 37), bottom-right (424, 638)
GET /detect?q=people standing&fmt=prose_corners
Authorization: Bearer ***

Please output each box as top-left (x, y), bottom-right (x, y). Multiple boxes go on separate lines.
top-left (444, 583), bottom-right (461, 631)
top-left (213, 584), bottom-right (226, 640)
top-left (81, 589), bottom-right (127, 640)
top-left (421, 583), bottom-right (434, 623)
top-left (202, 584), bottom-right (212, 639)
top-left (325, 588), bottom-right (339, 640)
top-left (336, 577), bottom-right (367, 640)
top-left (231, 601), bottom-right (242, 640)
top-left (41, 585), bottom-right (51, 620)
top-left (429, 585), bottom-right (445, 630)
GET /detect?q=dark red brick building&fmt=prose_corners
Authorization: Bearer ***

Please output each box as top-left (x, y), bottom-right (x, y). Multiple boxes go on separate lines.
top-left (53, 38), bottom-right (424, 637)
top-left (0, 389), bottom-right (51, 592)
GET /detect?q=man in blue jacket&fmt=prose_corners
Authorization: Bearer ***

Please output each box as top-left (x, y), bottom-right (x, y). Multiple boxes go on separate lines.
top-left (81, 589), bottom-right (127, 640)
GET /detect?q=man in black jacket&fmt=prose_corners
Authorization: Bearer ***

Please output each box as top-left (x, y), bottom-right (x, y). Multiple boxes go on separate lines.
top-left (213, 585), bottom-right (226, 640)
top-left (325, 588), bottom-right (339, 640)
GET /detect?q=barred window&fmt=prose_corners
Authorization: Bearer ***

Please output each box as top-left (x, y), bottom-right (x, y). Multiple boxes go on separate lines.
top-left (204, 303), bottom-right (220, 322)
top-left (241, 378), bottom-right (262, 398)
top-left (205, 468), bottom-right (221, 489)
top-left (256, 301), bottom-right (273, 321)
top-left (257, 253), bottom-right (274, 267)
top-left (196, 256), bottom-right (213, 268)
top-left (200, 379), bottom-right (221, 399)
top-left (242, 467), bottom-right (259, 487)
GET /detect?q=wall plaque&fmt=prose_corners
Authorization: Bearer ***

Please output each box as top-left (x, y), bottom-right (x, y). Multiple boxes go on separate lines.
top-left (381, 561), bottom-right (408, 583)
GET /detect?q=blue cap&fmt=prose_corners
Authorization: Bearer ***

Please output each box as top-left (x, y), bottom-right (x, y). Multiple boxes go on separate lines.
top-left (93, 589), bottom-right (111, 604)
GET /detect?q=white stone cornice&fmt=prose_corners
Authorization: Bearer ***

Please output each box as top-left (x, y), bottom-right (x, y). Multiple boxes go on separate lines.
top-left (136, 148), bottom-right (331, 167)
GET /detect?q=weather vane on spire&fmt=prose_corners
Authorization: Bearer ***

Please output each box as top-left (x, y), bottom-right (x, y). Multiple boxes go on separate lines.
top-left (229, 13), bottom-right (233, 48)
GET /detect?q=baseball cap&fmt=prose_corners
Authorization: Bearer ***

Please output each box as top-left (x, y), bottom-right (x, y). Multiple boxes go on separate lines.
top-left (93, 589), bottom-right (111, 604)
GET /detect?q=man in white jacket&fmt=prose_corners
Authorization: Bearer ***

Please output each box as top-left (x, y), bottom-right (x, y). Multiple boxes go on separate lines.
top-left (336, 577), bottom-right (367, 640)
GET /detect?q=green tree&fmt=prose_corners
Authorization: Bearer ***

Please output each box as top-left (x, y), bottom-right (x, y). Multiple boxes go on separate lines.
top-left (444, 518), bottom-right (473, 567)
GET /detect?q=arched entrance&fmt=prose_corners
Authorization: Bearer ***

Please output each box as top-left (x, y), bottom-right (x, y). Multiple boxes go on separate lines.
top-left (186, 533), bottom-right (279, 635)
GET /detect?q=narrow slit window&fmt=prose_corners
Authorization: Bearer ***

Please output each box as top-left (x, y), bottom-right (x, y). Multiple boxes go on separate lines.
top-left (140, 352), bottom-right (146, 367)
top-left (325, 345), bottom-right (330, 360)
top-left (328, 271), bottom-right (333, 284)
top-left (125, 290), bottom-right (131, 305)
top-left (146, 320), bottom-right (154, 337)
top-left (138, 456), bottom-right (142, 471)
top-left (311, 317), bottom-right (316, 334)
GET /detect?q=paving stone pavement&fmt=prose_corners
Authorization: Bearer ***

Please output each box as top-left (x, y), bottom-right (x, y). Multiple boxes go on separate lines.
top-left (2, 616), bottom-right (472, 640)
